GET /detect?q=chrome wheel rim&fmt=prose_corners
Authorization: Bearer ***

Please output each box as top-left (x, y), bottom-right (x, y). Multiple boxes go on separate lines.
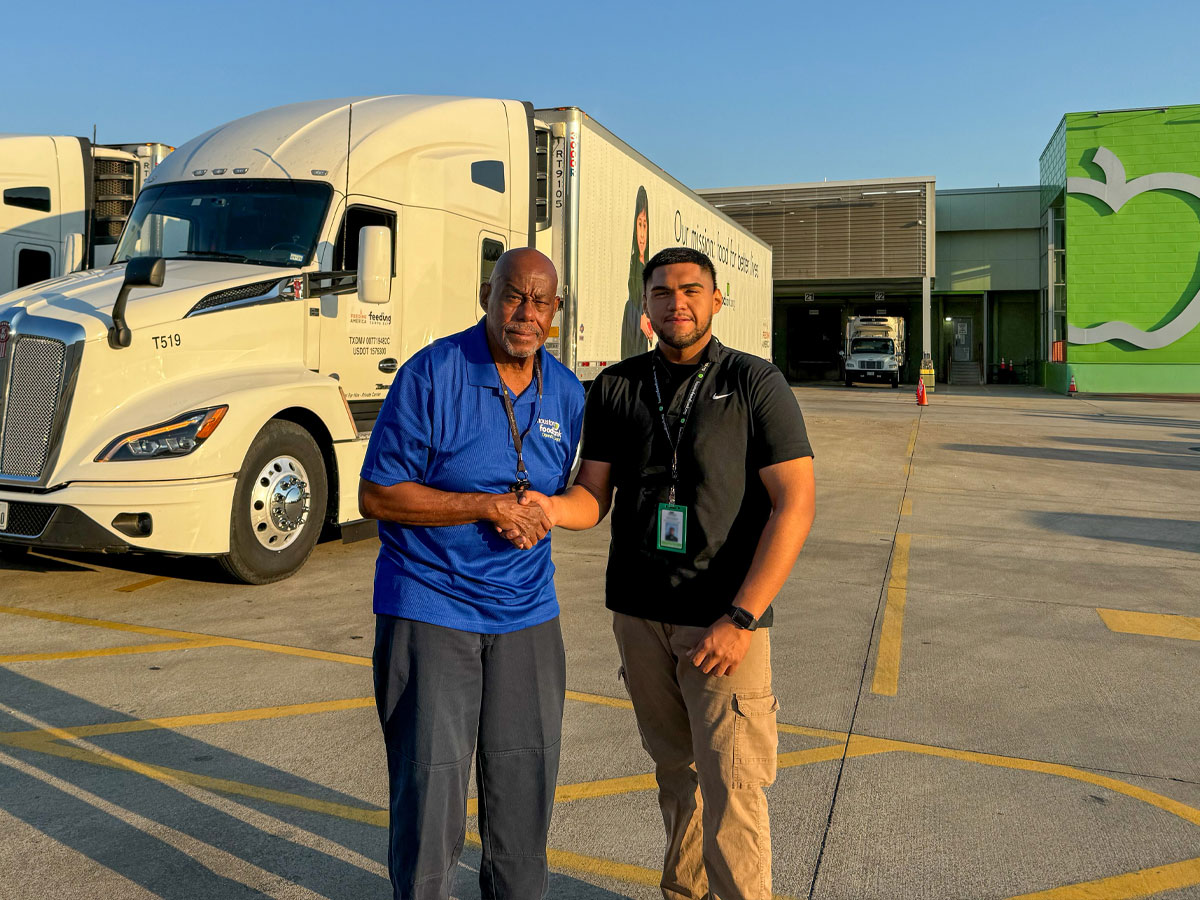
top-left (249, 455), bottom-right (311, 551)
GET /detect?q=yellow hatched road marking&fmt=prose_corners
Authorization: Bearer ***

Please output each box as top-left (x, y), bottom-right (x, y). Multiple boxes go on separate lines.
top-left (0, 638), bottom-right (226, 664)
top-left (1006, 855), bottom-right (1200, 899)
top-left (115, 575), bottom-right (172, 593)
top-left (1097, 608), bottom-right (1200, 642)
top-left (871, 532), bottom-right (911, 696)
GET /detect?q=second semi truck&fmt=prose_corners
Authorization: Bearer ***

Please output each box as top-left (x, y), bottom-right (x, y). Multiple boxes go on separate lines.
top-left (0, 96), bottom-right (772, 583)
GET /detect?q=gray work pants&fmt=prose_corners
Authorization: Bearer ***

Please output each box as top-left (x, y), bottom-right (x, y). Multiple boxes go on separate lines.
top-left (373, 614), bottom-right (566, 900)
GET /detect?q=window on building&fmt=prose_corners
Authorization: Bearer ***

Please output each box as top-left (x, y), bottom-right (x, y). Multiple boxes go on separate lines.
top-left (334, 207), bottom-right (396, 273)
top-left (4, 187), bottom-right (51, 213)
top-left (16, 248), bottom-right (52, 287)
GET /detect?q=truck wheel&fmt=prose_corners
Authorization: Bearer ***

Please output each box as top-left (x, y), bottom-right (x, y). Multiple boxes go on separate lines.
top-left (845, 376), bottom-right (854, 387)
top-left (891, 376), bottom-right (899, 388)
top-left (219, 420), bottom-right (328, 585)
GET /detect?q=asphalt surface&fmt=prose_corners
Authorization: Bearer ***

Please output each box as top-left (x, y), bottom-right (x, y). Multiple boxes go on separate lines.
top-left (1, 383), bottom-right (1197, 900)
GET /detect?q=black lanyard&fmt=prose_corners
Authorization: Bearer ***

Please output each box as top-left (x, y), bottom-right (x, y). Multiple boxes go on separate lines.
top-left (650, 358), bottom-right (712, 504)
top-left (497, 354), bottom-right (543, 493)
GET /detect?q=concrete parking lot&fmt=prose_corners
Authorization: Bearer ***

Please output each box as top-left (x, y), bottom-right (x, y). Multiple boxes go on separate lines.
top-left (1, 384), bottom-right (1198, 900)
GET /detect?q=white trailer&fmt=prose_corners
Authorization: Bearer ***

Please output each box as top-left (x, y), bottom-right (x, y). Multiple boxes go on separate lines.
top-left (0, 136), bottom-right (173, 292)
top-left (534, 110), bottom-right (772, 376)
top-left (0, 96), bottom-right (773, 583)
top-left (842, 315), bottom-right (905, 388)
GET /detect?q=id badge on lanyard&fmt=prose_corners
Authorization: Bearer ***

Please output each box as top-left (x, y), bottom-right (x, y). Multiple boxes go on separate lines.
top-left (650, 359), bottom-right (711, 555)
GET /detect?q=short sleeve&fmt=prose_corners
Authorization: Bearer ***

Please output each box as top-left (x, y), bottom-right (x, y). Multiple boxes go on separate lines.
top-left (360, 358), bottom-right (435, 487)
top-left (579, 374), bottom-right (619, 464)
top-left (561, 379), bottom-right (587, 489)
top-left (748, 365), bottom-right (813, 470)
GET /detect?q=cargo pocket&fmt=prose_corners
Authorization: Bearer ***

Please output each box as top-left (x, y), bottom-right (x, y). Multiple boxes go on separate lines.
top-left (732, 692), bottom-right (779, 789)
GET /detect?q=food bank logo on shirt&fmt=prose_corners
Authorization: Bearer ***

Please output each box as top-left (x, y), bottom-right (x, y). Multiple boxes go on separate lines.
top-left (538, 418), bottom-right (563, 442)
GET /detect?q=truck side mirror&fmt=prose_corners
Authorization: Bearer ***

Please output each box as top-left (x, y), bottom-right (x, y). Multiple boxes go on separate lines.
top-left (357, 225), bottom-right (392, 304)
top-left (65, 232), bottom-right (85, 273)
top-left (838, 350), bottom-right (845, 357)
top-left (109, 257), bottom-right (166, 349)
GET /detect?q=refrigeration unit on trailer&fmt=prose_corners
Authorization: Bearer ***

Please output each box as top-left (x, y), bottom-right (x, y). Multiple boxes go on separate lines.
top-left (0, 136), bottom-right (173, 293)
top-left (0, 96), bottom-right (772, 583)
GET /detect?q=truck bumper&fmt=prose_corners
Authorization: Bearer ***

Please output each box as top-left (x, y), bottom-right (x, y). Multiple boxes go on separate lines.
top-left (0, 475), bottom-right (237, 556)
top-left (846, 371), bottom-right (898, 383)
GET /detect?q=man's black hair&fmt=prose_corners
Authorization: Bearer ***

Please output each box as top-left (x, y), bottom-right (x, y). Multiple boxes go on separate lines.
top-left (642, 247), bottom-right (718, 290)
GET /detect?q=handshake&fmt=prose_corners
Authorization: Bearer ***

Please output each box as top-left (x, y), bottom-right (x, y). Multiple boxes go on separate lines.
top-left (490, 490), bottom-right (557, 550)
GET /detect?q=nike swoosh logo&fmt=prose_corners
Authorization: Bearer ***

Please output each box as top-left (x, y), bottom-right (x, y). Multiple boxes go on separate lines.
top-left (712, 392), bottom-right (734, 400)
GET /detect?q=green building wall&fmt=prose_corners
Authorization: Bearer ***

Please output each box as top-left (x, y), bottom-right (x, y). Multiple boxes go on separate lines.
top-left (1052, 105), bottom-right (1200, 393)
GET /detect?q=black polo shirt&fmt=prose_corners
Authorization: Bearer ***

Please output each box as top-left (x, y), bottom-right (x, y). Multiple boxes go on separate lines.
top-left (580, 337), bottom-right (812, 628)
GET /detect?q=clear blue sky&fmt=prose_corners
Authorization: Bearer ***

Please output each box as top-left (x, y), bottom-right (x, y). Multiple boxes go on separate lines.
top-left (3, 0), bottom-right (1197, 190)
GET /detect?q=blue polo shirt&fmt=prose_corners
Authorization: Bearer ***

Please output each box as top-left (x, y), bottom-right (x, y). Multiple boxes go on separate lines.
top-left (361, 318), bottom-right (585, 634)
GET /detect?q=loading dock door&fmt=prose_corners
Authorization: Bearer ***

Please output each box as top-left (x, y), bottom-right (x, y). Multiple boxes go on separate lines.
top-left (786, 305), bottom-right (841, 380)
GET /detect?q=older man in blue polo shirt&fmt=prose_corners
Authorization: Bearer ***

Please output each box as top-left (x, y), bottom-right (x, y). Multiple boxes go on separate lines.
top-left (359, 248), bottom-right (584, 900)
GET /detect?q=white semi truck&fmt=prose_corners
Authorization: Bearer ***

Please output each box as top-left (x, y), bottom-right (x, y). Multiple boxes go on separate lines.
top-left (0, 96), bottom-right (772, 583)
top-left (0, 136), bottom-right (174, 292)
top-left (842, 315), bottom-right (905, 388)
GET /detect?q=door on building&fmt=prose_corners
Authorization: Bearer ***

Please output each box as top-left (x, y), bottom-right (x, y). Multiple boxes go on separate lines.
top-left (952, 317), bottom-right (973, 361)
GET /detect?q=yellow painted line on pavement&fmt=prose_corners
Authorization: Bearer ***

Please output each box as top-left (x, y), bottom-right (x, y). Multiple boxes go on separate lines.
top-left (901, 497), bottom-right (913, 516)
top-left (0, 638), bottom-right (225, 664)
top-left (0, 604), bottom-right (371, 667)
top-left (0, 711), bottom-right (388, 827)
top-left (0, 696), bottom-right (377, 743)
top-left (1097, 608), bottom-right (1200, 642)
top-left (115, 575), bottom-right (172, 592)
top-left (905, 420), bottom-right (919, 458)
top-left (871, 532), bottom-right (911, 696)
top-left (565, 689), bottom-right (633, 710)
top-left (1007, 854), bottom-right (1200, 899)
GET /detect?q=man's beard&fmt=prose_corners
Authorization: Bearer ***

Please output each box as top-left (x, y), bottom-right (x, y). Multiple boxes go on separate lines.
top-left (655, 318), bottom-right (711, 350)
top-left (502, 326), bottom-right (542, 358)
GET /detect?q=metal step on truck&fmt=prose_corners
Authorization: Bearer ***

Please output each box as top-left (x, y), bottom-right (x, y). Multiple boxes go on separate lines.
top-left (0, 96), bottom-right (772, 583)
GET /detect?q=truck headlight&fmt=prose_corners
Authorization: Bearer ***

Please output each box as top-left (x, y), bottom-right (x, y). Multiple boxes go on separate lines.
top-left (886, 361), bottom-right (898, 369)
top-left (846, 360), bottom-right (856, 368)
top-left (97, 406), bottom-right (228, 462)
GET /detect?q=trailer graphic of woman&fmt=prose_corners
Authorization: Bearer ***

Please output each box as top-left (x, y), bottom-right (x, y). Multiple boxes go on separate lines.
top-left (621, 186), bottom-right (654, 359)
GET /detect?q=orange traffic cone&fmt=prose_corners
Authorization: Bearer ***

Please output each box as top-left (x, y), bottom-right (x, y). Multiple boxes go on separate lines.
top-left (916, 378), bottom-right (928, 406)
top-left (1068, 375), bottom-right (1078, 396)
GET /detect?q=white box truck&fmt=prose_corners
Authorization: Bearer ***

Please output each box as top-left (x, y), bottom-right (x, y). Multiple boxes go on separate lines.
top-left (0, 96), bottom-right (772, 583)
top-left (0, 136), bottom-right (174, 292)
top-left (842, 315), bottom-right (905, 388)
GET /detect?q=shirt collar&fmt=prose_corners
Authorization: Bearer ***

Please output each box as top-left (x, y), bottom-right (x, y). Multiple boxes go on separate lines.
top-left (464, 317), bottom-right (545, 390)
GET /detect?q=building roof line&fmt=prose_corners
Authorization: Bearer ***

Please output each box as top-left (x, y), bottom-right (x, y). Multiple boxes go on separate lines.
top-left (699, 175), bottom-right (935, 194)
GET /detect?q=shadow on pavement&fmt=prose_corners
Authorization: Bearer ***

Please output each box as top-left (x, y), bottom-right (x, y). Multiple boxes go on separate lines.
top-left (944, 441), bottom-right (1200, 472)
top-left (0, 669), bottom-right (631, 899)
top-left (1029, 511), bottom-right (1200, 554)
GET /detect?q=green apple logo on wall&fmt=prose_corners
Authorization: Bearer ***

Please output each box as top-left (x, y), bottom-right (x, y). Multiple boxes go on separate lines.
top-left (1067, 147), bottom-right (1200, 349)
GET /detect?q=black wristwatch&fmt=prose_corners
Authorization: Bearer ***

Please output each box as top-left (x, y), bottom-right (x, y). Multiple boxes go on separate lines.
top-left (727, 606), bottom-right (759, 631)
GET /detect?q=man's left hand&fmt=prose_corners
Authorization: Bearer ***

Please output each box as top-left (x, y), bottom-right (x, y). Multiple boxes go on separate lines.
top-left (687, 618), bottom-right (753, 677)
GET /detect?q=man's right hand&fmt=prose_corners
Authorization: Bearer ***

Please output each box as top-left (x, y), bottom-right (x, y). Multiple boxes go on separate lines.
top-left (489, 492), bottom-right (552, 550)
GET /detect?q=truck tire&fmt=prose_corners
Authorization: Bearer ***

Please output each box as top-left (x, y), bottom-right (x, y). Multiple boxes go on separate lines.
top-left (845, 375), bottom-right (854, 387)
top-left (219, 420), bottom-right (328, 585)
top-left (891, 376), bottom-right (899, 388)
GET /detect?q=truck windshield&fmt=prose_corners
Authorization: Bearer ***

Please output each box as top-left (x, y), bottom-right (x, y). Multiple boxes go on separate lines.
top-left (851, 338), bottom-right (894, 355)
top-left (112, 179), bottom-right (332, 267)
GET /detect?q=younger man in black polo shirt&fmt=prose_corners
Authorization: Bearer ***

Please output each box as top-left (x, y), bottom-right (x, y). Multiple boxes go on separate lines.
top-left (522, 247), bottom-right (815, 900)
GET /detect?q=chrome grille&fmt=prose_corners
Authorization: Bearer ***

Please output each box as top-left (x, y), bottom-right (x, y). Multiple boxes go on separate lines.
top-left (1, 336), bottom-right (67, 478)
top-left (860, 360), bottom-right (881, 370)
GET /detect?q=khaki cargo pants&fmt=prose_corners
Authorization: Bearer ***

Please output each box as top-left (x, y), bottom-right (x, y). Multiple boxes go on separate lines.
top-left (613, 612), bottom-right (778, 900)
